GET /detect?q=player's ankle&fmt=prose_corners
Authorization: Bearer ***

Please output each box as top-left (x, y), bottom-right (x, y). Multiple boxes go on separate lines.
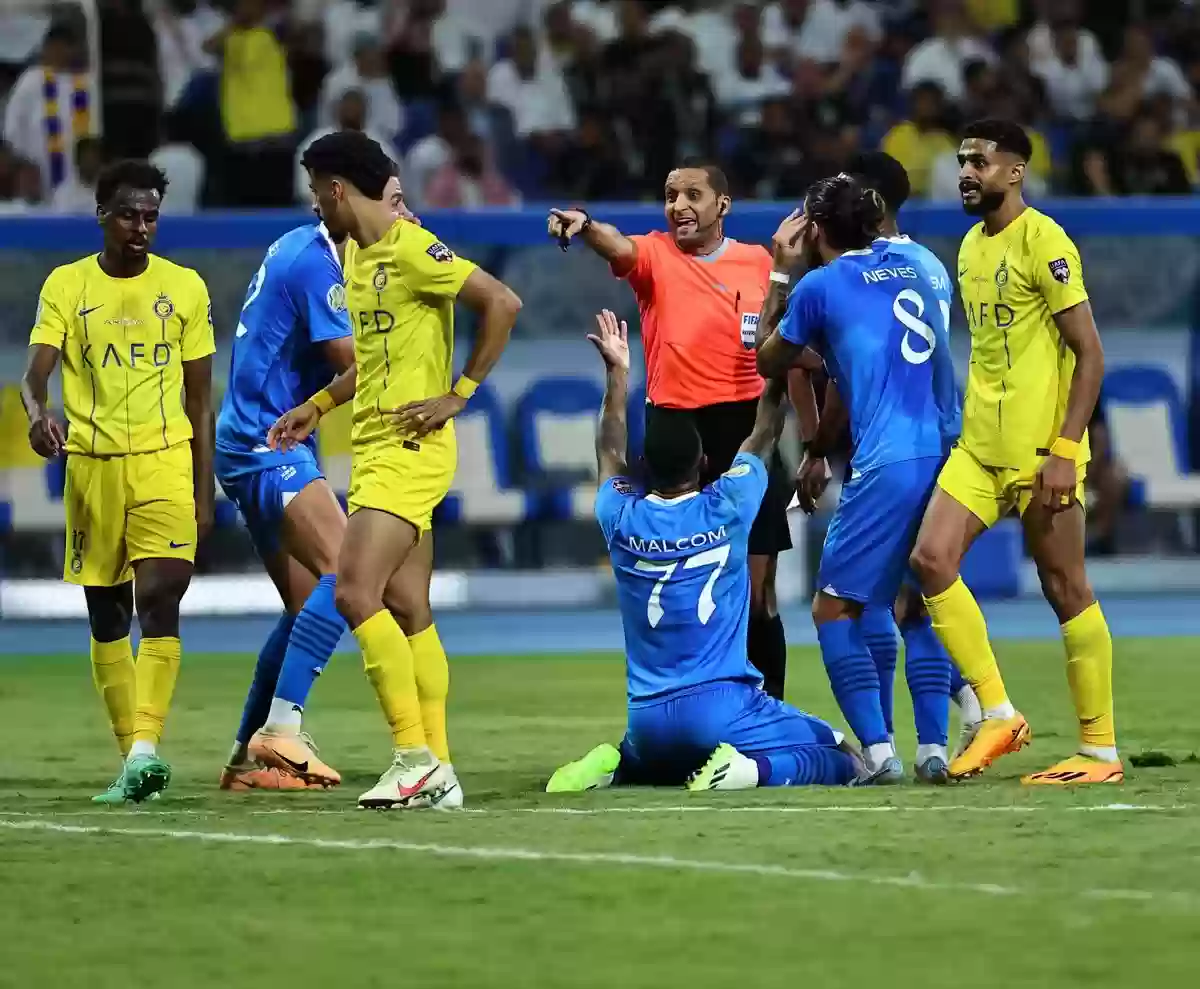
top-left (264, 698), bottom-right (303, 732)
top-left (864, 741), bottom-right (896, 770)
top-left (1079, 743), bottom-right (1119, 762)
top-left (983, 700), bottom-right (1016, 720)
top-left (916, 743), bottom-right (948, 764)
top-left (128, 739), bottom-right (157, 760)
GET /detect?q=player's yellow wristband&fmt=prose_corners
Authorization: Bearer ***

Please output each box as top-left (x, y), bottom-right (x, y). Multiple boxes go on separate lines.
top-left (309, 389), bottom-right (337, 416)
top-left (452, 376), bottom-right (480, 400)
top-left (1050, 436), bottom-right (1080, 461)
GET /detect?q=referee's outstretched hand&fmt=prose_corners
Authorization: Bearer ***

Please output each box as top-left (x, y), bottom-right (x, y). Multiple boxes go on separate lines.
top-left (587, 309), bottom-right (630, 372)
top-left (548, 208), bottom-right (589, 249)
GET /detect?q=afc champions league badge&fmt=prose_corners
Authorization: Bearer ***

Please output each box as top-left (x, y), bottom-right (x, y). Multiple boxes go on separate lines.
top-left (153, 293), bottom-right (175, 320)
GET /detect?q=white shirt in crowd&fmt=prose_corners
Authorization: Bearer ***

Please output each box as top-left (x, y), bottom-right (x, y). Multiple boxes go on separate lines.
top-left (322, 0), bottom-right (382, 70)
top-left (50, 177), bottom-right (96, 215)
top-left (486, 58), bottom-right (575, 138)
top-left (3, 65), bottom-right (98, 195)
top-left (713, 62), bottom-right (792, 126)
top-left (650, 4), bottom-right (739, 79)
top-left (405, 132), bottom-right (454, 209)
top-left (902, 35), bottom-right (995, 101)
top-left (319, 66), bottom-right (405, 142)
top-left (1030, 42), bottom-right (1109, 120)
top-left (150, 142), bottom-right (206, 214)
top-left (147, 0), bottom-right (226, 109)
top-left (762, 0), bottom-right (881, 64)
top-left (1027, 22), bottom-right (1104, 69)
top-left (0, 10), bottom-right (50, 65)
top-left (571, 0), bottom-right (619, 42)
top-left (294, 126), bottom-right (398, 204)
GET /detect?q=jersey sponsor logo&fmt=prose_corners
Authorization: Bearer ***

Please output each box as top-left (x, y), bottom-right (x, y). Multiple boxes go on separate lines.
top-left (1048, 257), bottom-right (1070, 284)
top-left (153, 294), bottom-right (175, 320)
top-left (373, 263), bottom-right (388, 291)
top-left (326, 283), bottom-right (347, 312)
top-left (81, 341), bottom-right (173, 369)
top-left (354, 309), bottom-right (395, 335)
top-left (104, 316), bottom-right (143, 327)
top-left (626, 526), bottom-right (727, 554)
top-left (965, 301), bottom-right (1015, 330)
top-left (724, 463), bottom-right (752, 479)
top-left (426, 241), bottom-right (455, 263)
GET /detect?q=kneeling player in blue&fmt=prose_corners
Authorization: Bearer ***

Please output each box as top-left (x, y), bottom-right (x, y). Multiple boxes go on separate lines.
top-left (215, 218), bottom-right (355, 790)
top-left (757, 174), bottom-right (962, 784)
top-left (547, 310), bottom-right (862, 793)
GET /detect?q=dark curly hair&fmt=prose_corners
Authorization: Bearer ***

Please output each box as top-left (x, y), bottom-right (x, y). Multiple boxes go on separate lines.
top-left (803, 174), bottom-right (884, 253)
top-left (301, 130), bottom-right (395, 200)
top-left (95, 159), bottom-right (168, 208)
top-left (962, 118), bottom-right (1033, 162)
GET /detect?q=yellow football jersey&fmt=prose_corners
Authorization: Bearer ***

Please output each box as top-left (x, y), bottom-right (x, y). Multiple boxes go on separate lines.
top-left (343, 220), bottom-right (477, 452)
top-left (30, 254), bottom-right (214, 457)
top-left (957, 207), bottom-right (1091, 470)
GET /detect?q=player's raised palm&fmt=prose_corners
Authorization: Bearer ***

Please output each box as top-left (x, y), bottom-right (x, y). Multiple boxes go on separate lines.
top-left (771, 208), bottom-right (809, 265)
top-left (268, 401), bottom-right (320, 452)
top-left (587, 309), bottom-right (630, 371)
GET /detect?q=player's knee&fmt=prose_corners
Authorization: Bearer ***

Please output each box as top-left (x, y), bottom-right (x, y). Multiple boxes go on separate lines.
top-left (334, 578), bottom-right (377, 630)
top-left (134, 574), bottom-right (189, 638)
top-left (1036, 564), bottom-right (1092, 622)
top-left (894, 585), bottom-right (927, 627)
top-left (811, 592), bottom-right (858, 626)
top-left (388, 599), bottom-right (433, 637)
top-left (85, 586), bottom-right (134, 642)
top-left (909, 536), bottom-right (954, 589)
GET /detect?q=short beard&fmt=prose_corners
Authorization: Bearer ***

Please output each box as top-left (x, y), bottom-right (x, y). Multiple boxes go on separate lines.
top-left (962, 189), bottom-right (1007, 216)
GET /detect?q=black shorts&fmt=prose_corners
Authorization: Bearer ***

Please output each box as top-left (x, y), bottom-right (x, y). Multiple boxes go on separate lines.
top-left (645, 399), bottom-right (793, 556)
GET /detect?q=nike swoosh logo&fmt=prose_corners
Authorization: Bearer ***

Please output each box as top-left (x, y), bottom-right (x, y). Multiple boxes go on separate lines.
top-left (78, 305), bottom-right (103, 317)
top-left (169, 540), bottom-right (190, 549)
top-left (396, 766), bottom-right (438, 799)
top-left (277, 752), bottom-right (309, 774)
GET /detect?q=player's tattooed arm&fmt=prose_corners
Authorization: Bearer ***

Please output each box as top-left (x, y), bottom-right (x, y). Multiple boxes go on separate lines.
top-left (21, 343), bottom-right (66, 458)
top-left (739, 376), bottom-right (788, 462)
top-left (588, 309), bottom-right (631, 482)
top-left (390, 269), bottom-right (522, 439)
top-left (547, 208), bottom-right (637, 270)
top-left (1038, 300), bottom-right (1104, 510)
top-left (183, 355), bottom-right (215, 542)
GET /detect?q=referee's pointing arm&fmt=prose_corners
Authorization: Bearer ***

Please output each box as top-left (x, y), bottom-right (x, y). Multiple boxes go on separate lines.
top-left (547, 208), bottom-right (637, 271)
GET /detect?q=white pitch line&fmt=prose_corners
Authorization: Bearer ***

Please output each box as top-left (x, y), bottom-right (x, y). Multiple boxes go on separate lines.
top-left (0, 802), bottom-right (1183, 819)
top-left (0, 817), bottom-right (1191, 908)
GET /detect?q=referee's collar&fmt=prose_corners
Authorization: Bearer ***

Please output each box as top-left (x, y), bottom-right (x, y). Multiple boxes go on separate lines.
top-left (691, 237), bottom-right (732, 263)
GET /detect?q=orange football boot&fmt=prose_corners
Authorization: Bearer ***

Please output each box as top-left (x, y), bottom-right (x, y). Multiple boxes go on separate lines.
top-left (1022, 754), bottom-right (1124, 785)
top-left (948, 713), bottom-right (1031, 779)
top-left (247, 729), bottom-right (341, 786)
top-left (218, 764), bottom-right (323, 790)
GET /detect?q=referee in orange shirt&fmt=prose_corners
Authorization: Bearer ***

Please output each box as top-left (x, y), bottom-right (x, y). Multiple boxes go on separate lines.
top-left (549, 160), bottom-right (793, 698)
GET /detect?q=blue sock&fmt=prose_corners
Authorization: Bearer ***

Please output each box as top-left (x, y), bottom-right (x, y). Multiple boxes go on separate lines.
top-left (817, 619), bottom-right (889, 746)
top-left (902, 616), bottom-right (952, 746)
top-left (275, 574), bottom-right (345, 709)
top-left (949, 663), bottom-right (969, 697)
top-left (236, 613), bottom-right (294, 745)
top-left (860, 605), bottom-right (898, 738)
top-left (754, 748), bottom-right (857, 786)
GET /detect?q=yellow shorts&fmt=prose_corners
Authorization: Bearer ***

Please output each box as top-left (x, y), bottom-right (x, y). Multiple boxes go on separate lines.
top-left (936, 444), bottom-right (1087, 529)
top-left (63, 443), bottom-right (196, 586)
top-left (347, 438), bottom-right (455, 534)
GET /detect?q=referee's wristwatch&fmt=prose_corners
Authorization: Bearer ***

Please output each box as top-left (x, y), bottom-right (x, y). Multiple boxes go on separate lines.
top-left (558, 208), bottom-right (592, 251)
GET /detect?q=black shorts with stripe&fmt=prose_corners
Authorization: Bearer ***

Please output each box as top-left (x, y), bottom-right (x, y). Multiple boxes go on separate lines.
top-left (645, 399), bottom-right (793, 557)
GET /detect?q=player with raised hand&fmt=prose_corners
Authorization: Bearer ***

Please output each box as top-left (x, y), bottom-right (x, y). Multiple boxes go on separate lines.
top-left (547, 310), bottom-right (861, 794)
top-left (757, 174), bottom-right (962, 785)
top-left (908, 120), bottom-right (1120, 784)
top-left (548, 161), bottom-right (794, 702)
top-left (299, 131), bottom-right (522, 809)
top-left (21, 160), bottom-right (215, 804)
top-left (216, 176), bottom-right (412, 791)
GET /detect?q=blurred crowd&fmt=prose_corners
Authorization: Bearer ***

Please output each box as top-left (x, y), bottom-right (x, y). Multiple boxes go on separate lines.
top-left (2, 0), bottom-right (1200, 213)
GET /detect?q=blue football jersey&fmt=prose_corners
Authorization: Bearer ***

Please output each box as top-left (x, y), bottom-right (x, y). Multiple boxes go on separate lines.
top-left (779, 240), bottom-right (961, 473)
top-left (596, 453), bottom-right (768, 703)
top-left (216, 224), bottom-right (350, 477)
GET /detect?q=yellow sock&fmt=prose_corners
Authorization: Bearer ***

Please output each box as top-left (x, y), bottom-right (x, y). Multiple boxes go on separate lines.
top-left (91, 636), bottom-right (136, 756)
top-left (409, 624), bottom-right (450, 763)
top-left (133, 636), bottom-right (181, 746)
top-left (354, 610), bottom-right (425, 749)
top-left (924, 577), bottom-right (1010, 712)
top-left (1062, 601), bottom-right (1116, 752)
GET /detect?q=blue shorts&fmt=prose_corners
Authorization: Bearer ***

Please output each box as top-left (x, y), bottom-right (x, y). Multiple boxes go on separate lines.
top-left (817, 456), bottom-right (943, 606)
top-left (616, 680), bottom-right (842, 786)
top-left (217, 449), bottom-right (326, 557)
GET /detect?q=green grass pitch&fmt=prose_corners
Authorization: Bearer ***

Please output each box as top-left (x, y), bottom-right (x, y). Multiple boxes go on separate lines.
top-left (1, 639), bottom-right (1198, 988)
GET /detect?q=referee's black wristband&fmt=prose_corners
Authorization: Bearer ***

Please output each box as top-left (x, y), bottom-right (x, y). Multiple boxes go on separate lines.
top-left (558, 209), bottom-right (592, 251)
